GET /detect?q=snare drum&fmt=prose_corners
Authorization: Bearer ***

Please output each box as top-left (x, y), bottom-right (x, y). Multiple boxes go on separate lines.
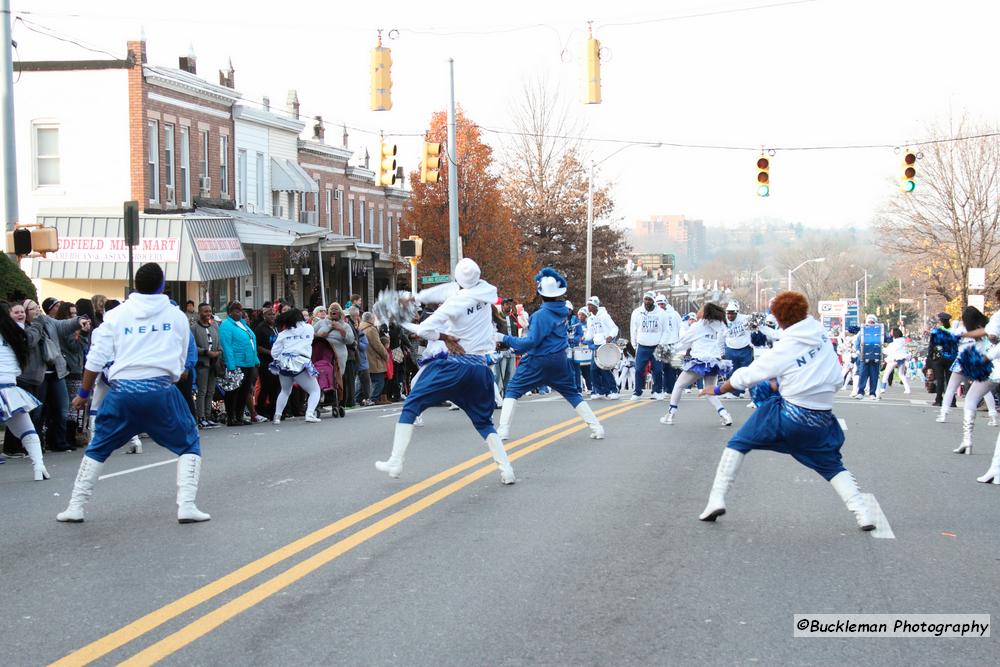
top-left (573, 346), bottom-right (594, 363)
top-left (595, 343), bottom-right (623, 370)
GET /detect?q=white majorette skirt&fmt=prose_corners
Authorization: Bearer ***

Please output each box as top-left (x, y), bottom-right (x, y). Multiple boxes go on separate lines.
top-left (681, 358), bottom-right (733, 377)
top-left (0, 383), bottom-right (42, 422)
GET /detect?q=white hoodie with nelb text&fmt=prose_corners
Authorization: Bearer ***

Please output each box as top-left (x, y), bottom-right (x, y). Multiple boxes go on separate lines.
top-left (406, 279), bottom-right (499, 356)
top-left (85, 293), bottom-right (190, 382)
top-left (728, 316), bottom-right (842, 410)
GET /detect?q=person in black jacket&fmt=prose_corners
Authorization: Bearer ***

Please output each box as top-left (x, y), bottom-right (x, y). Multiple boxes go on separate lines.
top-left (928, 312), bottom-right (957, 408)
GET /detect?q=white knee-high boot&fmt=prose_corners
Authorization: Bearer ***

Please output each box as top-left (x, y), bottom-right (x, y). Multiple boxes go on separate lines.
top-left (497, 398), bottom-right (518, 441)
top-left (56, 456), bottom-right (104, 522)
top-left (375, 423), bottom-right (415, 478)
top-left (954, 413), bottom-right (974, 454)
top-left (22, 433), bottom-right (49, 481)
top-left (574, 402), bottom-right (605, 439)
top-left (485, 433), bottom-right (515, 484)
top-left (177, 454), bottom-right (211, 523)
top-left (699, 448), bottom-right (744, 521)
top-left (830, 470), bottom-right (875, 531)
top-left (977, 433), bottom-right (1000, 484)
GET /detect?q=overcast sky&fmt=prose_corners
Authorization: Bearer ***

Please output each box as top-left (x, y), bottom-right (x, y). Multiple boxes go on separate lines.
top-left (14, 0), bottom-right (999, 229)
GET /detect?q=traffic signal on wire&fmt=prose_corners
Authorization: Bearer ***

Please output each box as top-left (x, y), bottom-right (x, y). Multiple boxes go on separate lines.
top-left (378, 142), bottom-right (397, 186)
top-left (585, 27), bottom-right (601, 104)
top-left (370, 36), bottom-right (392, 111)
top-left (420, 142), bottom-right (441, 184)
top-left (900, 149), bottom-right (916, 192)
top-left (756, 156), bottom-right (770, 197)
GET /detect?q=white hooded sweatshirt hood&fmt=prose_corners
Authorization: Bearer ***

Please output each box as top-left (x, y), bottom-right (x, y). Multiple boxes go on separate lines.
top-left (728, 316), bottom-right (842, 410)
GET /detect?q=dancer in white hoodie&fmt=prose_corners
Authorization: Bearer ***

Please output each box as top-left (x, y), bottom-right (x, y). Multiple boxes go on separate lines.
top-left (697, 291), bottom-right (877, 531)
top-left (0, 301), bottom-right (48, 481)
top-left (661, 303), bottom-right (733, 427)
top-left (375, 258), bottom-right (516, 485)
top-left (269, 309), bottom-right (322, 424)
top-left (57, 263), bottom-right (210, 524)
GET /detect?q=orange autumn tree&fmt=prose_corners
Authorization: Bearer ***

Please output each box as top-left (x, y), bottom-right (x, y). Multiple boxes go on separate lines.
top-left (402, 108), bottom-right (536, 302)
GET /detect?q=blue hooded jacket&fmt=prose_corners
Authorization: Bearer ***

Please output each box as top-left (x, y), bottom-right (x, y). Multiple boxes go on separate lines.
top-left (502, 301), bottom-right (570, 356)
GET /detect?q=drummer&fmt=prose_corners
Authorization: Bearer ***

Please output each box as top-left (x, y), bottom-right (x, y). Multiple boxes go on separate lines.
top-left (656, 294), bottom-right (684, 395)
top-left (495, 268), bottom-right (605, 441)
top-left (585, 296), bottom-right (620, 400)
top-left (566, 302), bottom-right (589, 394)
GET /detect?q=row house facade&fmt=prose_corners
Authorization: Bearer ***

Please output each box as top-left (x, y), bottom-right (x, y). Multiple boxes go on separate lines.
top-left (11, 38), bottom-right (408, 311)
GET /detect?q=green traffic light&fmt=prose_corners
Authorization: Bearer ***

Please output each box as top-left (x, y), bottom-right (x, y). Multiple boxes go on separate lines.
top-left (902, 180), bottom-right (916, 192)
top-left (757, 184), bottom-right (770, 197)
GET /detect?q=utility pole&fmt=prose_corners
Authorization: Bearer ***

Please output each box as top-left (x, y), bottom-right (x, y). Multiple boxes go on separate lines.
top-left (446, 58), bottom-right (459, 273)
top-left (1, 0), bottom-right (18, 233)
top-left (585, 160), bottom-right (594, 301)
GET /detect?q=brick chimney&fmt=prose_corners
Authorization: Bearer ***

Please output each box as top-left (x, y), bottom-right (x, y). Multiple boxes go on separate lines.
top-left (127, 37), bottom-right (148, 205)
top-left (342, 123), bottom-right (348, 149)
top-left (179, 43), bottom-right (197, 74)
top-left (218, 57), bottom-right (235, 88)
top-left (313, 116), bottom-right (325, 143)
top-left (287, 90), bottom-right (299, 120)
top-left (262, 96), bottom-right (270, 112)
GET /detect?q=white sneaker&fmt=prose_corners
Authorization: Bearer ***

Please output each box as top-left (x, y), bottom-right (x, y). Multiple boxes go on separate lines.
top-left (607, 393), bottom-right (620, 400)
top-left (591, 394), bottom-right (603, 400)
top-left (253, 415), bottom-right (268, 423)
top-left (630, 394), bottom-right (642, 401)
top-left (853, 394), bottom-right (864, 400)
top-left (447, 402), bottom-right (460, 411)
top-left (414, 416), bottom-right (425, 427)
top-left (867, 395), bottom-right (879, 401)
top-left (655, 392), bottom-right (667, 400)
top-left (272, 418), bottom-right (281, 425)
top-left (660, 411), bottom-right (675, 425)
top-left (719, 410), bottom-right (733, 426)
top-left (305, 414), bottom-right (321, 423)
top-left (746, 402), bottom-right (756, 409)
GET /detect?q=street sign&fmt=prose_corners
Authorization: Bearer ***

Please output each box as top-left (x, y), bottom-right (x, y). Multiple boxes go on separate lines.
top-left (899, 298), bottom-right (915, 304)
top-left (969, 294), bottom-right (985, 311)
top-left (969, 267), bottom-right (986, 290)
top-left (420, 273), bottom-right (451, 285)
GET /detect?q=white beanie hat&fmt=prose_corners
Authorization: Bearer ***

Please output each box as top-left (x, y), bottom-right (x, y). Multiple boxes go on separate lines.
top-left (643, 291), bottom-right (656, 300)
top-left (453, 258), bottom-right (481, 289)
top-left (587, 296), bottom-right (601, 307)
top-left (654, 293), bottom-right (667, 304)
top-left (726, 300), bottom-right (740, 312)
top-left (565, 301), bottom-right (574, 312)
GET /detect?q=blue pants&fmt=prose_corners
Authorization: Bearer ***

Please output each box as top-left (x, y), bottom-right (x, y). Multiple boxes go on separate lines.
top-left (399, 357), bottom-right (496, 438)
top-left (857, 361), bottom-right (880, 396)
top-left (30, 373), bottom-right (68, 450)
top-left (724, 345), bottom-right (754, 397)
top-left (589, 363), bottom-right (616, 396)
top-left (727, 395), bottom-right (846, 481)
top-left (634, 345), bottom-right (663, 396)
top-left (506, 352), bottom-right (584, 408)
top-left (661, 363), bottom-right (678, 393)
top-left (85, 379), bottom-right (201, 463)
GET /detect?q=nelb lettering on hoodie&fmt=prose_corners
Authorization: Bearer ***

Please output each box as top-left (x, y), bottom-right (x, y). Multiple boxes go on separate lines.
top-left (123, 323), bottom-right (173, 334)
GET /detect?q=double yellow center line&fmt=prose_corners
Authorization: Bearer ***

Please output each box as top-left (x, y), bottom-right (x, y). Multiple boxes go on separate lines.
top-left (52, 400), bottom-right (649, 666)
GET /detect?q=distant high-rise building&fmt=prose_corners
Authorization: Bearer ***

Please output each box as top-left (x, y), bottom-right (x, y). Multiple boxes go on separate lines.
top-left (630, 215), bottom-right (706, 267)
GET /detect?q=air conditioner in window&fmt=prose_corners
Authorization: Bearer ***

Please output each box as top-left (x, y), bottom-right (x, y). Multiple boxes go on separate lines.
top-left (199, 176), bottom-right (211, 193)
top-left (165, 184), bottom-right (176, 204)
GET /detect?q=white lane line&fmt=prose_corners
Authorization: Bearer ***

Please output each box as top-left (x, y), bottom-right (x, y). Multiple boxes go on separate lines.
top-left (838, 418), bottom-right (848, 431)
top-left (377, 410), bottom-right (403, 419)
top-left (98, 458), bottom-right (176, 480)
top-left (863, 493), bottom-right (895, 539)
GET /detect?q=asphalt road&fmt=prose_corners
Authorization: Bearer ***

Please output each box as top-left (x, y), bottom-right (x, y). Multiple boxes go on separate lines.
top-left (1, 385), bottom-right (997, 666)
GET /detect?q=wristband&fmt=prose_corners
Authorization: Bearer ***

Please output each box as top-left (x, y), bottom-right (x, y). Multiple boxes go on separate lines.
top-left (713, 385), bottom-right (722, 396)
top-left (76, 387), bottom-right (91, 399)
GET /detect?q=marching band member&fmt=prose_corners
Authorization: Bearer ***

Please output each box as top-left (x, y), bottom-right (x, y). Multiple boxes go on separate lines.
top-left (0, 302), bottom-right (48, 481)
top-left (661, 303), bottom-right (733, 427)
top-left (374, 258), bottom-right (516, 485)
top-left (878, 327), bottom-right (912, 396)
top-left (655, 294), bottom-right (683, 394)
top-left (697, 291), bottom-right (878, 532)
top-left (584, 296), bottom-right (620, 400)
top-left (630, 291), bottom-right (670, 400)
top-left (723, 301), bottom-right (753, 398)
top-left (57, 263), bottom-right (210, 524)
top-left (496, 269), bottom-right (604, 441)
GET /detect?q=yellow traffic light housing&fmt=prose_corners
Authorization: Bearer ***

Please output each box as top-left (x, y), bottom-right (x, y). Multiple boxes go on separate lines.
top-left (585, 26), bottom-right (601, 104)
top-left (420, 142), bottom-right (441, 184)
top-left (378, 141), bottom-right (397, 187)
top-left (5, 224), bottom-right (59, 257)
top-left (756, 156), bottom-right (770, 197)
top-left (400, 235), bottom-right (423, 258)
top-left (901, 149), bottom-right (916, 192)
top-left (370, 35), bottom-right (392, 112)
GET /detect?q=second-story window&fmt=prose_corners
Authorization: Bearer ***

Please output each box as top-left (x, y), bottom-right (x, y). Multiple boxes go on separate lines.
top-left (164, 124), bottom-right (175, 204)
top-left (348, 197), bottom-right (355, 237)
top-left (237, 148), bottom-right (247, 208)
top-left (180, 126), bottom-right (190, 206)
top-left (148, 120), bottom-right (159, 203)
top-left (33, 124), bottom-right (60, 187)
top-left (255, 152), bottom-right (265, 210)
top-left (220, 134), bottom-right (229, 195)
top-left (200, 129), bottom-right (210, 193)
top-left (337, 190), bottom-right (344, 234)
top-left (325, 190), bottom-right (332, 229)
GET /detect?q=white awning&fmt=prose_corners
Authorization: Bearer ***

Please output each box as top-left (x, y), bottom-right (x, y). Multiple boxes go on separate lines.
top-left (201, 207), bottom-right (327, 247)
top-left (270, 158), bottom-right (318, 193)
